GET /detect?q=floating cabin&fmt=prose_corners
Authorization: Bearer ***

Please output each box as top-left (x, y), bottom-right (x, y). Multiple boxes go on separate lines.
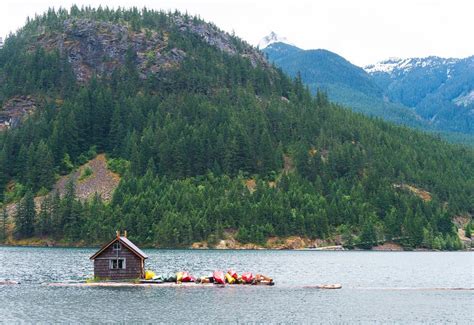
top-left (90, 231), bottom-right (148, 280)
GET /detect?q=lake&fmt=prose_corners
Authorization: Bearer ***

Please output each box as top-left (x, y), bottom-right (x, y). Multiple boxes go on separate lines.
top-left (0, 247), bottom-right (473, 323)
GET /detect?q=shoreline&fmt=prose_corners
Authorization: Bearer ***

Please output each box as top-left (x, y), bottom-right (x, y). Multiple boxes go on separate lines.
top-left (0, 242), bottom-right (471, 252)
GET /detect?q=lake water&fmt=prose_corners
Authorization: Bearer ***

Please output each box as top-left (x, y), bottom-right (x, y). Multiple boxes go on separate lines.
top-left (0, 247), bottom-right (473, 323)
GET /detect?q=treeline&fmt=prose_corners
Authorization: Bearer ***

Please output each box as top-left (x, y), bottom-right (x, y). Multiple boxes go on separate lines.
top-left (4, 172), bottom-right (464, 250)
top-left (6, 181), bottom-right (107, 243)
top-left (0, 7), bottom-right (473, 249)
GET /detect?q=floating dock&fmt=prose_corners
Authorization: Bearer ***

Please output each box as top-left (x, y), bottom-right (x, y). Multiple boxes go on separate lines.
top-left (47, 282), bottom-right (275, 287)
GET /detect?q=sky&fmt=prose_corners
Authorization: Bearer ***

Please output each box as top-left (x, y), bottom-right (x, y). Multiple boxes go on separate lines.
top-left (0, 0), bottom-right (473, 66)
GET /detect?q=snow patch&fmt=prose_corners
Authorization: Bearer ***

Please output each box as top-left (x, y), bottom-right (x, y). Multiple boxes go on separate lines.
top-left (364, 57), bottom-right (405, 74)
top-left (453, 90), bottom-right (474, 107)
top-left (365, 56), bottom-right (460, 75)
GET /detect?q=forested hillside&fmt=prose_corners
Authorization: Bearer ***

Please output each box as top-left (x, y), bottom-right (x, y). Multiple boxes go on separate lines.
top-left (0, 7), bottom-right (472, 249)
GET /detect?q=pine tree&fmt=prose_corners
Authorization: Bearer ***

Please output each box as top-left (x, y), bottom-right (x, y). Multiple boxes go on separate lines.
top-left (359, 214), bottom-right (378, 249)
top-left (62, 178), bottom-right (77, 240)
top-left (0, 206), bottom-right (7, 242)
top-left (25, 144), bottom-right (37, 190)
top-left (108, 104), bottom-right (124, 155)
top-left (465, 222), bottom-right (472, 239)
top-left (35, 140), bottom-right (55, 190)
top-left (14, 191), bottom-right (35, 239)
top-left (36, 195), bottom-right (52, 237)
top-left (0, 148), bottom-right (9, 202)
top-left (14, 145), bottom-right (28, 182)
top-left (50, 192), bottom-right (62, 237)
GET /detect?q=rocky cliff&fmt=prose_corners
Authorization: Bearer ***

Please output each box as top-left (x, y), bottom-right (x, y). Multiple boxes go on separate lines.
top-left (0, 96), bottom-right (37, 131)
top-left (31, 16), bottom-right (267, 83)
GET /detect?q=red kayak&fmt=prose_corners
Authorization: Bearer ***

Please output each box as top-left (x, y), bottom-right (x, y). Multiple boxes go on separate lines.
top-left (241, 272), bottom-right (254, 284)
top-left (181, 271), bottom-right (195, 282)
top-left (213, 271), bottom-right (225, 285)
top-left (227, 269), bottom-right (238, 279)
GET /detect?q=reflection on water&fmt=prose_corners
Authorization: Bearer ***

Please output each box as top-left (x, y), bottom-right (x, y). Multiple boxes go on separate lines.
top-left (0, 247), bottom-right (473, 323)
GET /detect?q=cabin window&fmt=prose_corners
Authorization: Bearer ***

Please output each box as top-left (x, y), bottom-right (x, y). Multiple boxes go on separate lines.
top-left (110, 258), bottom-right (126, 270)
top-left (113, 242), bottom-right (121, 251)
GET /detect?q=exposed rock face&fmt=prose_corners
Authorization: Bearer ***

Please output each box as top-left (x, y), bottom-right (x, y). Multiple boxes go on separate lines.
top-left (172, 16), bottom-right (268, 68)
top-left (54, 154), bottom-right (120, 201)
top-left (0, 96), bottom-right (37, 131)
top-left (190, 233), bottom-right (344, 250)
top-left (393, 183), bottom-right (432, 202)
top-left (33, 17), bottom-right (267, 83)
top-left (36, 18), bottom-right (185, 82)
top-left (371, 242), bottom-right (404, 251)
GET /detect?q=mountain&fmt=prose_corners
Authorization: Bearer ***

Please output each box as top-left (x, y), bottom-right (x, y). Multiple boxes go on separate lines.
top-left (257, 31), bottom-right (292, 50)
top-left (262, 41), bottom-right (426, 128)
top-left (262, 39), bottom-right (474, 145)
top-left (0, 7), bottom-right (473, 250)
top-left (366, 56), bottom-right (474, 135)
top-left (267, 43), bottom-right (381, 96)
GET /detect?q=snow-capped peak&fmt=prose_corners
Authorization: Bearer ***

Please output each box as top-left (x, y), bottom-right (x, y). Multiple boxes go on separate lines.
top-left (364, 56), bottom-right (460, 75)
top-left (258, 31), bottom-right (291, 49)
top-left (364, 58), bottom-right (407, 74)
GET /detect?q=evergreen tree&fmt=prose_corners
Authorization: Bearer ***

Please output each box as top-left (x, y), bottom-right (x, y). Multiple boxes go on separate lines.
top-left (0, 148), bottom-right (9, 202)
top-left (62, 178), bottom-right (80, 240)
top-left (0, 206), bottom-right (7, 242)
top-left (14, 145), bottom-right (28, 183)
top-left (359, 214), bottom-right (378, 249)
top-left (14, 191), bottom-right (35, 239)
top-left (108, 104), bottom-right (124, 155)
top-left (35, 140), bottom-right (55, 190)
top-left (36, 195), bottom-right (52, 237)
top-left (25, 144), bottom-right (37, 190)
top-left (465, 222), bottom-right (472, 239)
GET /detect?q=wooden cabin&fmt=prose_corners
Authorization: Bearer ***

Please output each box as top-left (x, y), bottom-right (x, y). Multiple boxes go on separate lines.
top-left (90, 231), bottom-right (148, 280)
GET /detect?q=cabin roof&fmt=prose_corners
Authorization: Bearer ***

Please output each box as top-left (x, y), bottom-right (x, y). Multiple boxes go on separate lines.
top-left (90, 236), bottom-right (148, 260)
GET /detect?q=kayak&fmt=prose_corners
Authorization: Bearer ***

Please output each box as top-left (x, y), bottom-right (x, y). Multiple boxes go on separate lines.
top-left (213, 271), bottom-right (225, 285)
top-left (181, 272), bottom-right (194, 282)
top-left (227, 269), bottom-right (238, 279)
top-left (145, 270), bottom-right (156, 280)
top-left (224, 272), bottom-right (235, 284)
top-left (176, 271), bottom-right (195, 282)
top-left (241, 272), bottom-right (254, 284)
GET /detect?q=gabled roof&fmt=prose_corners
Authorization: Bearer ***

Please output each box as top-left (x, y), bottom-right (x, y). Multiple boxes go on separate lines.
top-left (90, 236), bottom-right (148, 260)
top-left (120, 237), bottom-right (148, 259)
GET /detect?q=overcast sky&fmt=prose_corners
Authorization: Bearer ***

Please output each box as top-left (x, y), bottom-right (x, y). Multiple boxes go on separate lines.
top-left (1, 0), bottom-right (473, 66)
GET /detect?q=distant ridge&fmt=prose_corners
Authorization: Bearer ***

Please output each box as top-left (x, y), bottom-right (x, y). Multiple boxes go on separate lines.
top-left (365, 56), bottom-right (474, 137)
top-left (262, 39), bottom-right (474, 144)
